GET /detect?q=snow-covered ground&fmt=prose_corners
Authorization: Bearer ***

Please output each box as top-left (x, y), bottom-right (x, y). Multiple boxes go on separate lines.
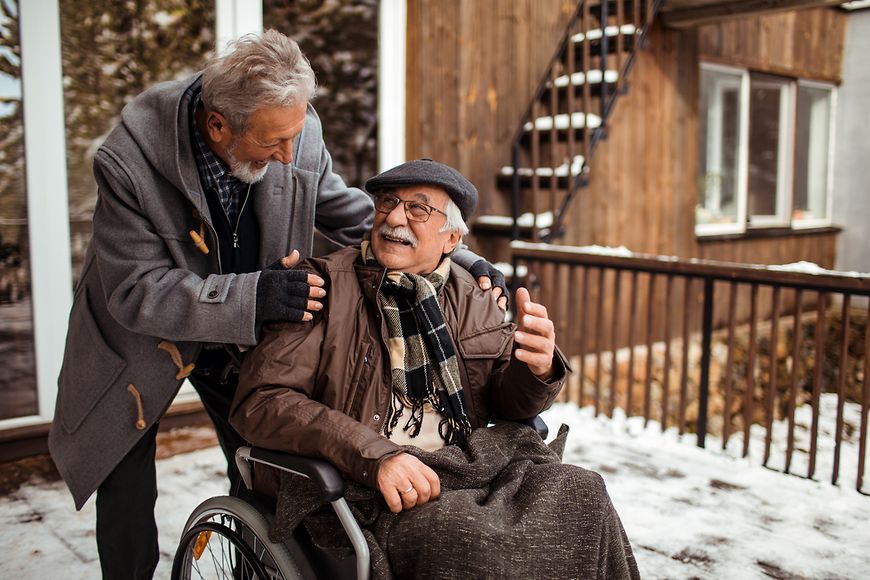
top-left (1, 397), bottom-right (868, 579)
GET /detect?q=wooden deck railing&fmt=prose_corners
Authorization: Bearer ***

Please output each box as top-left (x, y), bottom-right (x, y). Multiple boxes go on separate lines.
top-left (512, 241), bottom-right (870, 494)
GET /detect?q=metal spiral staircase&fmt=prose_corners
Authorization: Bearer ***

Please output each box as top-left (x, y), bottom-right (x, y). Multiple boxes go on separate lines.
top-left (475, 0), bottom-right (663, 245)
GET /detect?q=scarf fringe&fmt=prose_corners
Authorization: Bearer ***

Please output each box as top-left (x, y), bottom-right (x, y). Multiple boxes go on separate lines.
top-left (369, 242), bottom-right (472, 448)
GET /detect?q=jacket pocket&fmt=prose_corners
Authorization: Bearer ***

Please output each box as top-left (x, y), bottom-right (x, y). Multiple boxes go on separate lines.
top-left (59, 287), bottom-right (127, 434)
top-left (456, 323), bottom-right (513, 423)
top-left (457, 322), bottom-right (513, 359)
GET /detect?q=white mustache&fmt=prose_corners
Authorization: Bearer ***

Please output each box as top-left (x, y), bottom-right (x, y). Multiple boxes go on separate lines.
top-left (378, 224), bottom-right (418, 248)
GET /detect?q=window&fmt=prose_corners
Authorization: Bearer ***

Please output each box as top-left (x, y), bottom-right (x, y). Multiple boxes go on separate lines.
top-left (697, 65), bottom-right (747, 232)
top-left (793, 81), bottom-right (835, 225)
top-left (747, 74), bottom-right (792, 226)
top-left (696, 64), bottom-right (835, 236)
top-left (263, 0), bottom-right (378, 187)
top-left (0, 0), bottom-right (38, 421)
top-left (59, 0), bottom-right (217, 283)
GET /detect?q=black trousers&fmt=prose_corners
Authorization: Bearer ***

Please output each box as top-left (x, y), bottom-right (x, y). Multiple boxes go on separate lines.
top-left (95, 369), bottom-right (245, 580)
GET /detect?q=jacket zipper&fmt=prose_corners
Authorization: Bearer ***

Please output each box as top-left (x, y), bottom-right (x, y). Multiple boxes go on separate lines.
top-left (345, 343), bottom-right (373, 417)
top-left (232, 183), bottom-right (253, 249)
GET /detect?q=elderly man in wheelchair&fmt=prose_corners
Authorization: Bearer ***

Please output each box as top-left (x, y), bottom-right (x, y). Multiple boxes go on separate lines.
top-left (172, 159), bottom-right (639, 579)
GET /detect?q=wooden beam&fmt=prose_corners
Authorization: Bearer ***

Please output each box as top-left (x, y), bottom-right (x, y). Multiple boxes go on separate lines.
top-left (662, 0), bottom-right (845, 28)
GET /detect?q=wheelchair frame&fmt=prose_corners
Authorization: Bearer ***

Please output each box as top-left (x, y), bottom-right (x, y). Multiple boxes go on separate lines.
top-left (173, 416), bottom-right (548, 580)
top-left (235, 446), bottom-right (371, 580)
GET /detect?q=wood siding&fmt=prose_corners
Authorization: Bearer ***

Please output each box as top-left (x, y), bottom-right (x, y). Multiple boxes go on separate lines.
top-left (559, 21), bottom-right (701, 256)
top-left (697, 7), bottom-right (846, 82)
top-left (406, 0), bottom-right (576, 217)
top-left (405, 2), bottom-right (846, 267)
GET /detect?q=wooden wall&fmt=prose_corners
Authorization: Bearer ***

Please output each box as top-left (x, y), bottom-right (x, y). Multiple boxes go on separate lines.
top-left (560, 21), bottom-right (701, 256)
top-left (698, 230), bottom-right (838, 266)
top-left (405, 0), bottom-right (576, 217)
top-left (697, 7), bottom-right (846, 82)
top-left (405, 3), bottom-right (846, 268)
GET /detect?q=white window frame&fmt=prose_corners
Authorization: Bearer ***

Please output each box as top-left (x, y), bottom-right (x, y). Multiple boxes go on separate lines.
top-left (747, 75), bottom-right (794, 228)
top-left (792, 79), bottom-right (836, 230)
top-left (378, 0), bottom-right (407, 171)
top-left (216, 0), bottom-right (263, 55)
top-left (3, 0), bottom-right (71, 430)
top-left (696, 63), bottom-right (749, 237)
top-left (696, 63), bottom-right (836, 238)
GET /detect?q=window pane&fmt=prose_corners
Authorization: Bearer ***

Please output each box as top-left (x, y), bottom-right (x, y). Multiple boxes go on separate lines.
top-left (60, 0), bottom-right (216, 284)
top-left (747, 76), bottom-right (789, 221)
top-left (0, 0), bottom-right (37, 419)
top-left (697, 68), bottom-right (742, 227)
top-left (264, 0), bottom-right (378, 187)
top-left (794, 85), bottom-right (832, 221)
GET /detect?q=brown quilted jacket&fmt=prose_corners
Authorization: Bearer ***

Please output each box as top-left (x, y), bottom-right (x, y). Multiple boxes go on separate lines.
top-left (230, 247), bottom-right (568, 489)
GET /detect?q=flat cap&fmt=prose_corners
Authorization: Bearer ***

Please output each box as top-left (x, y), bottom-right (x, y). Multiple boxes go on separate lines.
top-left (365, 158), bottom-right (478, 221)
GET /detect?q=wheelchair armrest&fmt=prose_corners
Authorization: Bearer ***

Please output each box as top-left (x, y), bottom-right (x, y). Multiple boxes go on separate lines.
top-left (489, 415), bottom-right (549, 439)
top-left (236, 446), bottom-right (345, 503)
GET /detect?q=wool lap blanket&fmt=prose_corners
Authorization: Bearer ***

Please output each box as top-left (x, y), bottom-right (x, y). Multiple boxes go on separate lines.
top-left (270, 423), bottom-right (640, 579)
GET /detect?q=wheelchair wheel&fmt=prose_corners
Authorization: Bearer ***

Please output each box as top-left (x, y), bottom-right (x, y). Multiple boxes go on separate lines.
top-left (171, 495), bottom-right (303, 580)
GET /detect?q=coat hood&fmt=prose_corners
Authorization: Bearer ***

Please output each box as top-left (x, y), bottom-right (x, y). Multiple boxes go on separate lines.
top-left (115, 74), bottom-right (203, 200)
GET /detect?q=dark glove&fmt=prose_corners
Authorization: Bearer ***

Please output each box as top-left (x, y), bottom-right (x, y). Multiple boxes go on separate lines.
top-left (469, 259), bottom-right (508, 309)
top-left (256, 268), bottom-right (311, 322)
top-left (265, 257), bottom-right (291, 271)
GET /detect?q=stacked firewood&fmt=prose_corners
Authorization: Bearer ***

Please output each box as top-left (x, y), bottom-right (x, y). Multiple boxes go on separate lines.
top-left (564, 306), bottom-right (868, 437)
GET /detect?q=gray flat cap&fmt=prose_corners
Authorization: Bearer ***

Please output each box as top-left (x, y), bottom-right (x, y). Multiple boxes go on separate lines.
top-left (365, 158), bottom-right (478, 220)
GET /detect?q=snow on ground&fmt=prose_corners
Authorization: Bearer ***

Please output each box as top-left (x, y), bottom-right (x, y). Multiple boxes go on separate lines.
top-left (0, 444), bottom-right (228, 580)
top-left (1, 399), bottom-right (868, 579)
top-left (543, 399), bottom-right (870, 580)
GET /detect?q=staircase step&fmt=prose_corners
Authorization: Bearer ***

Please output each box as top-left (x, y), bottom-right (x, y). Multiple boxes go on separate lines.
top-left (499, 155), bottom-right (585, 178)
top-left (553, 69), bottom-right (619, 89)
top-left (476, 211), bottom-right (555, 229)
top-left (524, 112), bottom-right (601, 132)
top-left (570, 24), bottom-right (637, 44)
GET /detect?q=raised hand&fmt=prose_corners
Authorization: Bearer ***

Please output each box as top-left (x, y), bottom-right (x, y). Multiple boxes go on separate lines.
top-left (513, 287), bottom-right (556, 379)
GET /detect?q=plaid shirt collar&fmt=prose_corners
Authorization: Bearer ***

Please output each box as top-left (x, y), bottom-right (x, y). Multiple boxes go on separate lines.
top-left (188, 89), bottom-right (248, 223)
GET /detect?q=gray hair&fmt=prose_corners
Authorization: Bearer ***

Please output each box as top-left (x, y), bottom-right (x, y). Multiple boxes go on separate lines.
top-left (201, 29), bottom-right (316, 133)
top-left (439, 200), bottom-right (469, 236)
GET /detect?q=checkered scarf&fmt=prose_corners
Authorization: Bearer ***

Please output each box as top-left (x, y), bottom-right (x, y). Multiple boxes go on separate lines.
top-left (362, 242), bottom-right (471, 447)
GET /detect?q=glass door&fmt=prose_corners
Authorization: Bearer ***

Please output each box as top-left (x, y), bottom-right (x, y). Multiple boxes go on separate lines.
top-left (0, 0), bottom-right (37, 421)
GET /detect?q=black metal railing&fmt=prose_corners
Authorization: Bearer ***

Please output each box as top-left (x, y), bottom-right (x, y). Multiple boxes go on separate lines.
top-left (512, 242), bottom-right (870, 494)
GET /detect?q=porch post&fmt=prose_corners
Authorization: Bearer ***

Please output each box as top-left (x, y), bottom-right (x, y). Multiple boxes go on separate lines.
top-left (697, 278), bottom-right (714, 447)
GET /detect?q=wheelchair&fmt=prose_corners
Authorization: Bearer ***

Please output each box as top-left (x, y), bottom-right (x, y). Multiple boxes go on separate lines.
top-left (171, 417), bottom-right (549, 580)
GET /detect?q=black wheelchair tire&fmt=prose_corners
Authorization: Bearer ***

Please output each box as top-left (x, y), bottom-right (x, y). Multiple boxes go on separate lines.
top-left (172, 495), bottom-right (302, 579)
top-left (172, 521), bottom-right (270, 579)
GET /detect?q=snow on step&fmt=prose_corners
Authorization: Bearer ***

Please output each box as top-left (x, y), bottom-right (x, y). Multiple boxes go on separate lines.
top-left (499, 156), bottom-right (585, 178)
top-left (552, 69), bottom-right (619, 88)
top-left (476, 211), bottom-right (555, 229)
top-left (492, 262), bottom-right (528, 279)
top-left (524, 112), bottom-right (602, 132)
top-left (570, 24), bottom-right (637, 44)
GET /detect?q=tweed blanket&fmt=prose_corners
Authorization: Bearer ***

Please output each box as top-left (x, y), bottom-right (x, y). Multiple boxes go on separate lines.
top-left (271, 423), bottom-right (640, 579)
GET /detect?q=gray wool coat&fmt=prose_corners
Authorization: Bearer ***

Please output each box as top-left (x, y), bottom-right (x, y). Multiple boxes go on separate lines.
top-left (49, 75), bottom-right (377, 509)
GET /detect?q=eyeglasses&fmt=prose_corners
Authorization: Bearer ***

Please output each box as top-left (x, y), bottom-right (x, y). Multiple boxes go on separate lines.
top-left (374, 193), bottom-right (448, 223)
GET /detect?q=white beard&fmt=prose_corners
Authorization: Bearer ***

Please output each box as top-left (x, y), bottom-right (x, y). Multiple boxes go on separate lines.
top-left (226, 142), bottom-right (269, 184)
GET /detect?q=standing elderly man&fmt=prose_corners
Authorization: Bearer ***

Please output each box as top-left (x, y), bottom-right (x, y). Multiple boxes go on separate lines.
top-left (231, 159), bottom-right (640, 578)
top-left (50, 31), bottom-right (503, 580)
